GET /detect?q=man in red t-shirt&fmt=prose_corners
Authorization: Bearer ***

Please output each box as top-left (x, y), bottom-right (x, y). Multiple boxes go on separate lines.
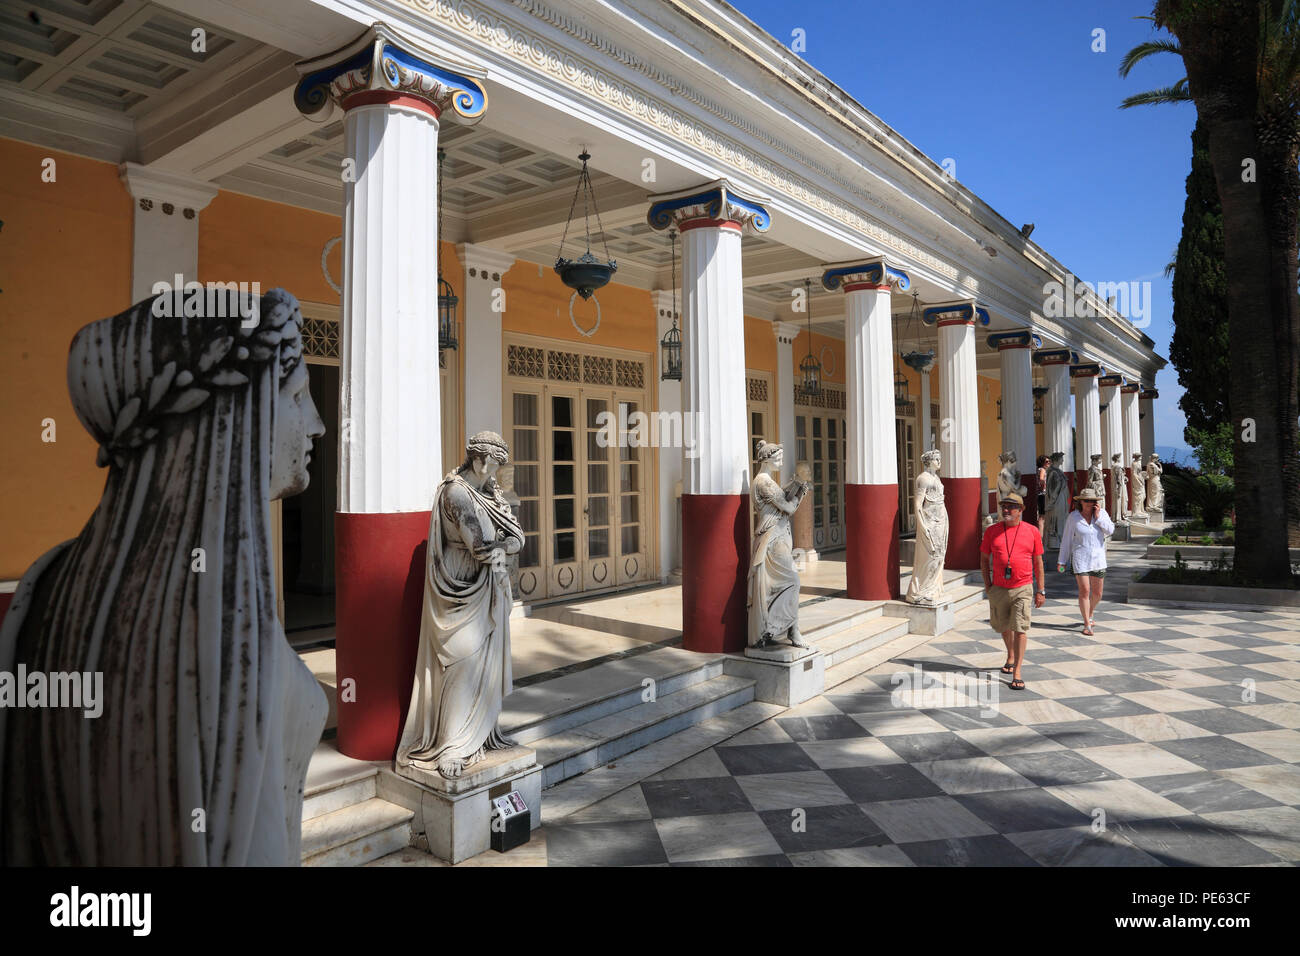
top-left (979, 492), bottom-right (1045, 690)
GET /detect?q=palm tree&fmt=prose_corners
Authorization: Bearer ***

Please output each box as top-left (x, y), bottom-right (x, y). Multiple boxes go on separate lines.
top-left (1122, 1), bottom-right (1300, 584)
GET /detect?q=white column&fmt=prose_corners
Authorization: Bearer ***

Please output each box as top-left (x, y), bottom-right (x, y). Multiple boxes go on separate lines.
top-left (772, 321), bottom-right (800, 483)
top-left (992, 332), bottom-right (1036, 484)
top-left (655, 290), bottom-right (683, 579)
top-left (1100, 377), bottom-right (1123, 479)
top-left (458, 243), bottom-right (515, 438)
top-left (843, 286), bottom-right (898, 487)
top-left (338, 101), bottom-right (442, 513)
top-left (1037, 353), bottom-right (1073, 473)
top-left (937, 316), bottom-right (980, 480)
top-left (1122, 384), bottom-right (1141, 464)
top-left (920, 364), bottom-right (933, 452)
top-left (119, 163), bottom-right (218, 303)
top-left (1072, 365), bottom-right (1102, 485)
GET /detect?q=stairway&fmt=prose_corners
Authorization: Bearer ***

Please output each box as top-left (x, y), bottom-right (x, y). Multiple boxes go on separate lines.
top-left (300, 743), bottom-right (412, 866)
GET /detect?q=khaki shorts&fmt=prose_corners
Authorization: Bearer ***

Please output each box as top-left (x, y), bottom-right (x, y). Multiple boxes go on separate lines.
top-left (988, 584), bottom-right (1033, 633)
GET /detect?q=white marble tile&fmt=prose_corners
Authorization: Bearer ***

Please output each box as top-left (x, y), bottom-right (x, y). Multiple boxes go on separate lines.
top-left (734, 770), bottom-right (851, 811)
top-left (859, 795), bottom-right (996, 843)
top-left (798, 736), bottom-right (906, 770)
top-left (1239, 702), bottom-right (1300, 729)
top-left (1100, 713), bottom-right (1214, 742)
top-left (1046, 779), bottom-right (1190, 821)
top-left (1121, 689), bottom-right (1223, 712)
top-left (1201, 807), bottom-right (1300, 861)
top-left (647, 748), bottom-right (731, 782)
top-left (789, 845), bottom-right (914, 866)
top-left (913, 756), bottom-right (1037, 794)
top-left (1217, 764), bottom-right (1300, 804)
top-left (654, 811), bottom-right (783, 863)
top-left (1225, 730), bottom-right (1300, 763)
top-left (1041, 660), bottom-right (1124, 678)
top-left (1026, 677), bottom-right (1110, 698)
top-left (956, 726), bottom-right (1066, 756)
top-left (1141, 669), bottom-right (1221, 689)
top-left (1077, 742), bottom-right (1203, 777)
top-left (997, 699), bottom-right (1092, 725)
top-left (849, 710), bottom-right (949, 736)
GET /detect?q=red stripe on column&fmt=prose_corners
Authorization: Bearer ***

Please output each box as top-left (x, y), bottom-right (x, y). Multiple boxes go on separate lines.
top-left (681, 493), bottom-right (749, 653)
top-left (335, 510), bottom-right (430, 760)
top-left (1125, 467), bottom-right (1134, 512)
top-left (942, 476), bottom-right (982, 569)
top-left (1021, 473), bottom-right (1039, 526)
top-left (0, 591), bottom-right (12, 625)
top-left (845, 483), bottom-right (900, 600)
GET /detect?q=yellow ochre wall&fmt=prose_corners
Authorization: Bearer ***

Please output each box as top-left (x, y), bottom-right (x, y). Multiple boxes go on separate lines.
top-left (978, 374), bottom-right (1003, 489)
top-left (0, 140), bottom-right (132, 579)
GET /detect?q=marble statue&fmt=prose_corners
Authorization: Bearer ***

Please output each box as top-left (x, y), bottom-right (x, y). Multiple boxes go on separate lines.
top-left (1044, 451), bottom-right (1069, 548)
top-left (996, 451), bottom-right (1027, 503)
top-left (1146, 454), bottom-right (1164, 512)
top-left (748, 441), bottom-right (811, 648)
top-left (0, 288), bottom-right (328, 865)
top-left (397, 431), bottom-right (526, 779)
top-left (1130, 453), bottom-right (1148, 519)
top-left (1111, 453), bottom-right (1129, 520)
top-left (905, 449), bottom-right (948, 606)
top-left (1087, 453), bottom-right (1107, 501)
top-left (497, 463), bottom-right (522, 600)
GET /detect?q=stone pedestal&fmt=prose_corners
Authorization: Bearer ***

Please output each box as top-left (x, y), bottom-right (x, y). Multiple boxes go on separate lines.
top-left (1147, 508), bottom-right (1164, 525)
top-left (724, 645), bottom-right (825, 706)
top-left (1111, 522), bottom-right (1130, 542)
top-left (386, 745), bottom-right (541, 863)
top-left (883, 599), bottom-right (955, 636)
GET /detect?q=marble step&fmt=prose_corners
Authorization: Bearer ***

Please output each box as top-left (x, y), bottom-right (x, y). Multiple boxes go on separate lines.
top-left (824, 626), bottom-right (940, 690)
top-left (816, 615), bottom-right (912, 669)
top-left (302, 740), bottom-right (384, 823)
top-left (540, 699), bottom-right (785, 824)
top-left (948, 583), bottom-right (987, 612)
top-left (502, 646), bottom-right (726, 746)
top-left (301, 798), bottom-right (414, 867)
top-left (797, 597), bottom-right (886, 642)
top-left (534, 674), bottom-right (757, 789)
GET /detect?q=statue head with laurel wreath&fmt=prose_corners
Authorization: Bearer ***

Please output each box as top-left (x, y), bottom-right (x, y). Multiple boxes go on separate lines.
top-left (0, 286), bottom-right (328, 865)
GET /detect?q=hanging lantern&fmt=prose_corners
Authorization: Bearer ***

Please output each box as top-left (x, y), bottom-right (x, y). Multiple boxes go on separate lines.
top-left (554, 151), bottom-right (617, 299)
top-left (796, 278), bottom-right (822, 401)
top-left (1032, 385), bottom-right (1048, 424)
top-left (894, 368), bottom-right (909, 407)
top-left (660, 228), bottom-right (682, 381)
top-left (900, 291), bottom-right (935, 372)
top-left (436, 147), bottom-right (458, 353)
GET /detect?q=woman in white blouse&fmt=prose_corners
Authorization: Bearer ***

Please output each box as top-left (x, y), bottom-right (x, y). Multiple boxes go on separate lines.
top-left (1056, 487), bottom-right (1115, 635)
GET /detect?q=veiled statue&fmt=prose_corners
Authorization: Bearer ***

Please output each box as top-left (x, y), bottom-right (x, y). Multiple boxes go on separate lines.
top-left (747, 441), bottom-right (811, 648)
top-left (1146, 454), bottom-right (1165, 512)
top-left (905, 449), bottom-right (948, 606)
top-left (1044, 451), bottom-right (1069, 548)
top-left (0, 288), bottom-right (328, 865)
top-left (996, 451), bottom-right (1027, 502)
top-left (1111, 453), bottom-right (1129, 520)
top-left (1087, 454), bottom-right (1107, 501)
top-left (1130, 452), bottom-right (1148, 519)
top-left (397, 431), bottom-right (525, 780)
top-left (496, 463), bottom-right (522, 601)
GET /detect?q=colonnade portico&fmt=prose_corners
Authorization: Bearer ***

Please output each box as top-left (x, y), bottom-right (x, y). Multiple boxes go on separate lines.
top-left (1121, 382), bottom-right (1142, 512)
top-left (294, 23), bottom-right (488, 759)
top-left (647, 180), bottom-right (771, 653)
top-left (1099, 373), bottom-right (1125, 514)
top-left (822, 258), bottom-right (909, 601)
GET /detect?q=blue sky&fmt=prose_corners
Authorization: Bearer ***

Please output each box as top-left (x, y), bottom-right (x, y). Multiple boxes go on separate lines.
top-left (734, 0), bottom-right (1196, 462)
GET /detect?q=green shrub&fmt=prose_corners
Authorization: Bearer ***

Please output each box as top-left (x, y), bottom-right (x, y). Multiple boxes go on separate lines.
top-left (1163, 473), bottom-right (1234, 530)
top-left (1154, 534), bottom-right (1173, 545)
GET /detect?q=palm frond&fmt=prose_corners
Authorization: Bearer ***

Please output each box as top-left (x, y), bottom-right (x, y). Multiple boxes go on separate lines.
top-left (1118, 39), bottom-right (1183, 78)
top-left (1120, 79), bottom-right (1192, 109)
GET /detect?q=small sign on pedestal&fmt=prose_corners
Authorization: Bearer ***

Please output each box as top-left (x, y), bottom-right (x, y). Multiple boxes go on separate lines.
top-left (490, 791), bottom-right (531, 853)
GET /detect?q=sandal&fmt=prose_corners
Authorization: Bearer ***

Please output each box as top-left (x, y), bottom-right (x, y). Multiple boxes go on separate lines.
top-left (1000, 661), bottom-right (1015, 674)
top-left (1082, 625), bottom-right (1094, 636)
top-left (1010, 678), bottom-right (1026, 690)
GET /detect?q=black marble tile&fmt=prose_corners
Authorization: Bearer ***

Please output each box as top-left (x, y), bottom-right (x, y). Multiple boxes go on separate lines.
top-left (919, 707), bottom-right (1019, 731)
top-left (899, 834), bottom-right (1040, 866)
top-left (546, 820), bottom-right (667, 867)
top-left (1111, 816), bottom-right (1282, 867)
top-left (670, 854), bottom-right (793, 867)
top-left (1055, 695), bottom-right (1156, 719)
top-left (1207, 648), bottom-right (1285, 665)
top-left (825, 690), bottom-right (907, 714)
top-left (1181, 683), bottom-right (1282, 708)
top-left (758, 803), bottom-right (889, 853)
top-left (955, 788), bottom-right (1092, 833)
top-left (1087, 673), bottom-right (1168, 694)
top-left (996, 750), bottom-right (1119, 787)
top-left (826, 763), bottom-right (947, 802)
top-left (776, 714), bottom-right (873, 742)
top-left (640, 777), bottom-right (753, 819)
top-left (1034, 719), bottom-right (1142, 750)
top-left (879, 731), bottom-right (989, 763)
top-left (714, 742), bottom-right (821, 777)
top-left (1155, 736), bottom-right (1283, 771)
top-left (1132, 772), bottom-right (1283, 814)
top-left (1176, 707), bottom-right (1289, 735)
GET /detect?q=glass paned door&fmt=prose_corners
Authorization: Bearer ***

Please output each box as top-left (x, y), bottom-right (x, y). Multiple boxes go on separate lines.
top-left (584, 395), bottom-right (615, 590)
top-left (615, 398), bottom-right (646, 585)
top-left (510, 389), bottom-right (543, 600)
top-left (548, 389), bottom-right (582, 597)
top-left (896, 417), bottom-right (917, 533)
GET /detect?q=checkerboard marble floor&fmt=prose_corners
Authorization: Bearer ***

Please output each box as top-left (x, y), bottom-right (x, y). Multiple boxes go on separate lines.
top-left (544, 596), bottom-right (1300, 866)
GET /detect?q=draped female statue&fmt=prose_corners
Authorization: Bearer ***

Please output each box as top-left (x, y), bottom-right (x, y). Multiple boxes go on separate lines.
top-left (0, 288), bottom-right (328, 865)
top-left (747, 441), bottom-right (811, 648)
top-left (1146, 454), bottom-right (1165, 512)
top-left (1087, 454), bottom-right (1107, 501)
top-left (906, 449), bottom-right (948, 605)
top-left (1044, 451), bottom-right (1070, 548)
top-left (1111, 453), bottom-right (1129, 520)
top-left (397, 431), bottom-right (525, 780)
top-left (1130, 453), bottom-right (1148, 519)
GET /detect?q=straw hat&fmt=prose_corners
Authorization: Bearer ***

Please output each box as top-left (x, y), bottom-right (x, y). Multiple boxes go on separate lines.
top-left (1074, 488), bottom-right (1100, 502)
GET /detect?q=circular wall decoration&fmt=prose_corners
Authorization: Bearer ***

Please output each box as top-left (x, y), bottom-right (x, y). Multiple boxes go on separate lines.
top-left (819, 344), bottom-right (837, 378)
top-left (558, 566), bottom-right (574, 588)
top-left (321, 236), bottom-right (343, 295)
top-left (592, 562), bottom-right (608, 584)
top-left (520, 570), bottom-right (538, 595)
top-left (569, 291), bottom-right (601, 337)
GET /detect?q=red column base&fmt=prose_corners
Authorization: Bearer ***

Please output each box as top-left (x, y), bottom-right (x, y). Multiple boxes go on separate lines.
top-left (1125, 467), bottom-right (1134, 512)
top-left (845, 483), bottom-right (900, 600)
top-left (942, 476), bottom-right (982, 569)
top-left (1020, 473), bottom-right (1039, 526)
top-left (334, 511), bottom-right (430, 760)
top-left (682, 493), bottom-right (748, 653)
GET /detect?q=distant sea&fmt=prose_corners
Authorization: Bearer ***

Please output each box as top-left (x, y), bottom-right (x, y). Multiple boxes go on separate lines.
top-left (1154, 444), bottom-right (1194, 466)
